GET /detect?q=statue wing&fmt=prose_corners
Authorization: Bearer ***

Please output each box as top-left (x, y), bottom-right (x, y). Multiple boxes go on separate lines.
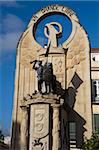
top-left (62, 24), bottom-right (90, 89)
top-left (18, 25), bottom-right (45, 69)
top-left (63, 23), bottom-right (92, 136)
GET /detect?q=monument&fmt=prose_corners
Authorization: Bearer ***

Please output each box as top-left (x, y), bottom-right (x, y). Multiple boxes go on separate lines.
top-left (11, 4), bottom-right (92, 150)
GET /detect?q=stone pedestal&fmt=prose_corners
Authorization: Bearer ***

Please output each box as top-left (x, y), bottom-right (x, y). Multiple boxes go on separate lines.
top-left (20, 94), bottom-right (62, 150)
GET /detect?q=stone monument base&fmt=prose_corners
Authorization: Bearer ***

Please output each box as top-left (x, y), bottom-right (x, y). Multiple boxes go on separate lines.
top-left (20, 93), bottom-right (64, 150)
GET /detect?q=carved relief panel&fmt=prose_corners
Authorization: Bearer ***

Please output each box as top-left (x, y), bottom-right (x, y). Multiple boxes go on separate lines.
top-left (29, 104), bottom-right (49, 150)
top-left (52, 55), bottom-right (65, 88)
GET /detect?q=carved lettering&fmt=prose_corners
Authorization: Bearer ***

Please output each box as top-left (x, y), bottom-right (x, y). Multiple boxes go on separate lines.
top-left (41, 5), bottom-right (59, 14)
top-left (40, 5), bottom-right (74, 17)
top-left (32, 15), bottom-right (38, 22)
top-left (61, 6), bottom-right (74, 16)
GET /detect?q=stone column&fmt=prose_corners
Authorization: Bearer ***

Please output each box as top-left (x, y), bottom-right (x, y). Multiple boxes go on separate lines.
top-left (21, 106), bottom-right (28, 150)
top-left (52, 104), bottom-right (61, 150)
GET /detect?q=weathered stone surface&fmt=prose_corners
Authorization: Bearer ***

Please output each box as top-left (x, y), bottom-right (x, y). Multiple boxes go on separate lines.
top-left (20, 107), bottom-right (28, 150)
top-left (52, 104), bottom-right (61, 150)
top-left (20, 94), bottom-right (60, 107)
top-left (29, 104), bottom-right (49, 150)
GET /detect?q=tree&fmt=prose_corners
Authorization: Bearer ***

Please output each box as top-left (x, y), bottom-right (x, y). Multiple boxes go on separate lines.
top-left (82, 134), bottom-right (99, 150)
top-left (0, 130), bottom-right (4, 141)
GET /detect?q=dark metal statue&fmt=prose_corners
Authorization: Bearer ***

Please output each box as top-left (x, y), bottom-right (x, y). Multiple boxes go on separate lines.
top-left (30, 60), bottom-right (54, 94)
top-left (30, 60), bottom-right (43, 93)
top-left (43, 62), bottom-right (54, 93)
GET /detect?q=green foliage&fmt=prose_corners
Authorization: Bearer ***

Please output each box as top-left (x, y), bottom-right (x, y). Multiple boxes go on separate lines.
top-left (0, 130), bottom-right (4, 141)
top-left (82, 134), bottom-right (99, 150)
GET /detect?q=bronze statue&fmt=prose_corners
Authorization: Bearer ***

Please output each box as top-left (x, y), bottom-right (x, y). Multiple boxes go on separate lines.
top-left (30, 60), bottom-right (43, 93)
top-left (30, 60), bottom-right (54, 94)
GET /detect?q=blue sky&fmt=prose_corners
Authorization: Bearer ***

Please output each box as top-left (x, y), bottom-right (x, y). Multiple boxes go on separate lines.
top-left (0, 1), bottom-right (99, 136)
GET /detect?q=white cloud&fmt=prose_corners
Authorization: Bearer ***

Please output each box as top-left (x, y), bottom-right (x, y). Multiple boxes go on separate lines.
top-left (0, 14), bottom-right (25, 33)
top-left (0, 32), bottom-right (22, 51)
top-left (0, 13), bottom-right (25, 52)
top-left (0, 1), bottom-right (21, 7)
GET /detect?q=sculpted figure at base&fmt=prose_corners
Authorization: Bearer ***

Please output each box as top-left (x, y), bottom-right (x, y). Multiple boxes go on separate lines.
top-left (32, 139), bottom-right (47, 150)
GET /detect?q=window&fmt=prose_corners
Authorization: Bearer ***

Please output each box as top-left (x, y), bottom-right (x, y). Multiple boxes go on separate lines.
top-left (69, 122), bottom-right (76, 140)
top-left (91, 53), bottom-right (99, 61)
top-left (92, 80), bottom-right (99, 103)
top-left (93, 114), bottom-right (99, 135)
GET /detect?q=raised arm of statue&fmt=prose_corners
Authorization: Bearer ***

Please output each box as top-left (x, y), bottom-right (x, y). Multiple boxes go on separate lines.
top-left (30, 60), bottom-right (38, 70)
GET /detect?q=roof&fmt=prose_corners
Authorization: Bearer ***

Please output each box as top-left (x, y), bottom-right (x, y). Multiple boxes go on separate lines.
top-left (91, 48), bottom-right (99, 53)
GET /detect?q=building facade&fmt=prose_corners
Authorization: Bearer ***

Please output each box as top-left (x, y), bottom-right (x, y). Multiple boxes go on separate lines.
top-left (11, 4), bottom-right (99, 150)
top-left (91, 48), bottom-right (99, 136)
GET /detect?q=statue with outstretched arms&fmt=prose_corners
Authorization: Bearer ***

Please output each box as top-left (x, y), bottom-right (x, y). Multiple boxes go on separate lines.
top-left (30, 60), bottom-right (54, 94)
top-left (30, 60), bottom-right (43, 93)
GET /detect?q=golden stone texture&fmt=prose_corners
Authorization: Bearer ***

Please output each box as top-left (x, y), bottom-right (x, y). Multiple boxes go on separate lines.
top-left (11, 4), bottom-right (92, 150)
